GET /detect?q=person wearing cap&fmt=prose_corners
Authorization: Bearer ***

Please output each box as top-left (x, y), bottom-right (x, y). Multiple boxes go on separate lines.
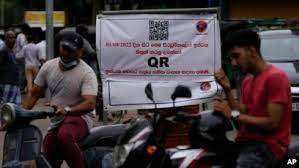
top-left (213, 29), bottom-right (291, 167)
top-left (22, 31), bottom-right (98, 168)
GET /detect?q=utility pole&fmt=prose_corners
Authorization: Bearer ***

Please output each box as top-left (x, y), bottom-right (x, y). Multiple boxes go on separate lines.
top-left (46, 0), bottom-right (54, 60)
top-left (92, 0), bottom-right (99, 25)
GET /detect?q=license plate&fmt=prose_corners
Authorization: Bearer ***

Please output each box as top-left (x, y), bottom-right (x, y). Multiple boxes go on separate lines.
top-left (292, 103), bottom-right (299, 111)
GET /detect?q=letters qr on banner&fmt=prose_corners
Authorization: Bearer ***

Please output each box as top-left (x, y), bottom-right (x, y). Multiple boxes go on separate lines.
top-left (96, 13), bottom-right (221, 110)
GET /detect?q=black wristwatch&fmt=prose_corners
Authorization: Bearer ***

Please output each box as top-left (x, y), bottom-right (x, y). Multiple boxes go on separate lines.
top-left (64, 106), bottom-right (72, 115)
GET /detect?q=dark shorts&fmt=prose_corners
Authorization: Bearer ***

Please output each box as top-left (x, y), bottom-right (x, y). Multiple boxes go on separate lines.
top-left (236, 141), bottom-right (278, 168)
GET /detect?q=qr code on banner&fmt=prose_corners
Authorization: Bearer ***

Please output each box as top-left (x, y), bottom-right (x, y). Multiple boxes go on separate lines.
top-left (149, 20), bottom-right (169, 41)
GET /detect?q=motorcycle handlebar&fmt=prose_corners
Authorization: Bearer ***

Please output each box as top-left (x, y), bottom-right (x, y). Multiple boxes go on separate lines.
top-left (28, 104), bottom-right (57, 116)
top-left (19, 110), bottom-right (55, 119)
top-left (165, 109), bottom-right (213, 123)
top-left (13, 104), bottom-right (56, 119)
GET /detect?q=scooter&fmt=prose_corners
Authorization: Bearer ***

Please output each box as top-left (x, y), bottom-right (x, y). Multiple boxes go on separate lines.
top-left (0, 103), bottom-right (128, 168)
top-left (112, 83), bottom-right (206, 168)
top-left (112, 83), bottom-right (299, 168)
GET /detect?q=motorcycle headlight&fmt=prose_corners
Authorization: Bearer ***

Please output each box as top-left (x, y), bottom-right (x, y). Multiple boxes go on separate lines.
top-left (0, 103), bottom-right (16, 127)
top-left (113, 143), bottom-right (134, 168)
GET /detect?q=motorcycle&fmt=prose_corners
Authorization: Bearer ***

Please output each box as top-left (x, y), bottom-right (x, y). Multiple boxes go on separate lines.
top-left (0, 103), bottom-right (128, 168)
top-left (112, 83), bottom-right (299, 168)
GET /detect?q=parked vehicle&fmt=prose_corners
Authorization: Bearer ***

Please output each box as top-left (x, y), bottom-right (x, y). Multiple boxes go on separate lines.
top-left (0, 103), bottom-right (127, 168)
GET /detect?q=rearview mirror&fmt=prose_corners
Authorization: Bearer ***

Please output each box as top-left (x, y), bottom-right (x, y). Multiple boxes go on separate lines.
top-left (145, 83), bottom-right (154, 102)
top-left (0, 103), bottom-right (16, 127)
top-left (171, 85), bottom-right (192, 101)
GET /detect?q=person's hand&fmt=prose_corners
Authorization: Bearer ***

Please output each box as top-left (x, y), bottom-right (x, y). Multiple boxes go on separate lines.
top-left (215, 69), bottom-right (231, 92)
top-left (45, 103), bottom-right (67, 116)
top-left (213, 97), bottom-right (232, 119)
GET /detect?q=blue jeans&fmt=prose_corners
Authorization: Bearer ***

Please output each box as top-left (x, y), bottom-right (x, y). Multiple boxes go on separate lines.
top-left (0, 84), bottom-right (21, 106)
top-left (236, 141), bottom-right (278, 168)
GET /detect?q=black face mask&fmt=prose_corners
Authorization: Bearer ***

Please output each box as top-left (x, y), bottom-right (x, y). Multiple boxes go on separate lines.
top-left (59, 56), bottom-right (79, 70)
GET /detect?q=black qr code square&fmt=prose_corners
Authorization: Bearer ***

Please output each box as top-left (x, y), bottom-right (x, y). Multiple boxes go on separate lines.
top-left (149, 20), bottom-right (169, 41)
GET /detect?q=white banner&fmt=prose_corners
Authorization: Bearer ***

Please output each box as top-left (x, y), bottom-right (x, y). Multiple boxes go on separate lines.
top-left (97, 13), bottom-right (221, 110)
top-left (102, 80), bottom-right (221, 110)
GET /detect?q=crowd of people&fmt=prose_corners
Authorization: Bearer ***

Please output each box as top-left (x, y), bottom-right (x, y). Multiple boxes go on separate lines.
top-left (0, 23), bottom-right (98, 106)
top-left (0, 23), bottom-right (47, 105)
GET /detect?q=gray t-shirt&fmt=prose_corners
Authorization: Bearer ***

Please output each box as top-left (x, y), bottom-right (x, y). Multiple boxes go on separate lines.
top-left (34, 58), bottom-right (98, 131)
top-left (16, 43), bottom-right (40, 68)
